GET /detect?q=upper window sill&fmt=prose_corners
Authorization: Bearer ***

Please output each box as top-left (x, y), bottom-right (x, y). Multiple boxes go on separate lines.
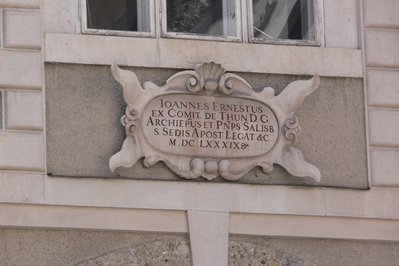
top-left (44, 33), bottom-right (362, 78)
top-left (83, 28), bottom-right (155, 38)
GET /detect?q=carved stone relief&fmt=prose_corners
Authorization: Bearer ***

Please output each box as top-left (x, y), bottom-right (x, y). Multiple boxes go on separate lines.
top-left (109, 62), bottom-right (321, 182)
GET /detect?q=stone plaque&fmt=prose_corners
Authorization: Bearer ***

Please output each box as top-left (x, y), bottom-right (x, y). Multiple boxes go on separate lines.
top-left (110, 62), bottom-right (321, 182)
top-left (142, 94), bottom-right (278, 158)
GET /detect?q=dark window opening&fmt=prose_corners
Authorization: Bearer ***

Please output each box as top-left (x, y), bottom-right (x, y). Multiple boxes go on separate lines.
top-left (86, 0), bottom-right (150, 32)
top-left (252, 0), bottom-right (315, 41)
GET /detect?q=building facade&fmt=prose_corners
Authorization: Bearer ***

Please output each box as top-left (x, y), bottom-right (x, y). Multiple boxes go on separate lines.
top-left (0, 0), bottom-right (398, 265)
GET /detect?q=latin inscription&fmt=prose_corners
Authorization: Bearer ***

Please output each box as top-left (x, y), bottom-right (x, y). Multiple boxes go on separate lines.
top-left (142, 94), bottom-right (279, 158)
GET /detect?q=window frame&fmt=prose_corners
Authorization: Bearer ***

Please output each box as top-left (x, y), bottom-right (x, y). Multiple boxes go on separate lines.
top-left (247, 0), bottom-right (323, 46)
top-left (80, 0), bottom-right (323, 46)
top-left (160, 0), bottom-right (242, 42)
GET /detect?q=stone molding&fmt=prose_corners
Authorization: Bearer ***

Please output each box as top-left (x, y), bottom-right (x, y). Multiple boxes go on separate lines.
top-left (44, 33), bottom-right (364, 78)
top-left (1, 203), bottom-right (399, 241)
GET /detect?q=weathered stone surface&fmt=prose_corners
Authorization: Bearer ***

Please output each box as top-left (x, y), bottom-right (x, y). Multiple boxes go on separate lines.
top-left (45, 64), bottom-right (367, 188)
top-left (42, 0), bottom-right (79, 34)
top-left (0, 0), bottom-right (39, 8)
top-left (1, 229), bottom-right (399, 266)
top-left (76, 240), bottom-right (191, 266)
top-left (369, 109), bottom-right (399, 147)
top-left (45, 64), bottom-right (178, 179)
top-left (367, 70), bottom-right (399, 107)
top-left (5, 91), bottom-right (43, 130)
top-left (45, 33), bottom-right (364, 78)
top-left (0, 50), bottom-right (42, 89)
top-left (0, 228), bottom-right (189, 266)
top-left (0, 92), bottom-right (2, 129)
top-left (364, 0), bottom-right (399, 28)
top-left (365, 31), bottom-right (399, 68)
top-left (230, 235), bottom-right (399, 266)
top-left (0, 172), bottom-right (43, 203)
top-left (0, 10), bottom-right (2, 49)
top-left (188, 210), bottom-right (229, 266)
top-left (229, 240), bottom-right (315, 266)
top-left (238, 74), bottom-right (367, 188)
top-left (371, 149), bottom-right (399, 187)
top-left (3, 9), bottom-right (41, 49)
top-left (0, 132), bottom-right (44, 171)
top-left (324, 0), bottom-right (359, 48)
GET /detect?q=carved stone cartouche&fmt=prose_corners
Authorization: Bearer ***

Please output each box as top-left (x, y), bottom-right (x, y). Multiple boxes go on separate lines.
top-left (109, 62), bottom-right (321, 182)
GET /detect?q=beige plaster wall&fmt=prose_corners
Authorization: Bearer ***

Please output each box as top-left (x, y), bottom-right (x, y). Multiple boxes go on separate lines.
top-left (45, 63), bottom-right (367, 188)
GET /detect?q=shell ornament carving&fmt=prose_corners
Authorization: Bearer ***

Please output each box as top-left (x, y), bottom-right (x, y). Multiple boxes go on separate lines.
top-left (109, 62), bottom-right (321, 182)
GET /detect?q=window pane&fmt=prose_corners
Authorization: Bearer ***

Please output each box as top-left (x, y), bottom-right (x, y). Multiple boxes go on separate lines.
top-left (86, 0), bottom-right (150, 32)
top-left (252, 0), bottom-right (315, 41)
top-left (166, 0), bottom-right (236, 37)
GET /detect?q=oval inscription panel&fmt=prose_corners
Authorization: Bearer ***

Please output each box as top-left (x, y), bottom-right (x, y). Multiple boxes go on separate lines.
top-left (142, 94), bottom-right (279, 158)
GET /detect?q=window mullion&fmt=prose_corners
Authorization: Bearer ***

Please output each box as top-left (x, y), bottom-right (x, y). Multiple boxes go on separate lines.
top-left (315, 0), bottom-right (325, 47)
top-left (156, 0), bottom-right (163, 38)
top-left (80, 0), bottom-right (88, 33)
top-left (242, 0), bottom-right (250, 43)
top-left (137, 0), bottom-right (151, 32)
top-left (222, 0), bottom-right (234, 36)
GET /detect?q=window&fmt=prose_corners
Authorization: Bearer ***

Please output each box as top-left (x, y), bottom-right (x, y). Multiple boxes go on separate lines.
top-left (84, 0), bottom-right (154, 37)
top-left (82, 0), bottom-right (320, 45)
top-left (163, 0), bottom-right (239, 40)
top-left (251, 0), bottom-right (316, 42)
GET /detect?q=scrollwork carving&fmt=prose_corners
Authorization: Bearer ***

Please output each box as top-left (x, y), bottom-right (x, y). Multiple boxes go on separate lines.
top-left (283, 116), bottom-right (301, 144)
top-left (218, 73), bottom-right (253, 95)
top-left (185, 73), bottom-right (203, 93)
top-left (121, 107), bottom-right (139, 136)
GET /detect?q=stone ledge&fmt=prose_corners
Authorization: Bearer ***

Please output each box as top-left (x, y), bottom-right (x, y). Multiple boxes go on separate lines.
top-left (0, 203), bottom-right (187, 232)
top-left (44, 33), bottom-right (363, 78)
top-left (230, 213), bottom-right (399, 241)
top-left (43, 176), bottom-right (399, 220)
top-left (1, 203), bottom-right (399, 241)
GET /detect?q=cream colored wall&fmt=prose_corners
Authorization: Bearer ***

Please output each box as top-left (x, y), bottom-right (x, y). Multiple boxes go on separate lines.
top-left (0, 0), bottom-right (45, 205)
top-left (0, 0), bottom-right (44, 174)
top-left (0, 0), bottom-right (399, 265)
top-left (362, 0), bottom-right (399, 187)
